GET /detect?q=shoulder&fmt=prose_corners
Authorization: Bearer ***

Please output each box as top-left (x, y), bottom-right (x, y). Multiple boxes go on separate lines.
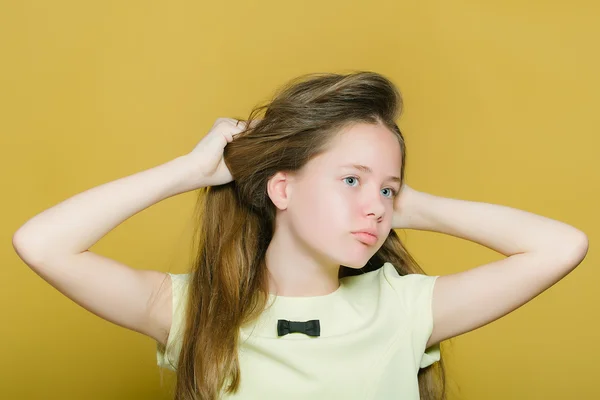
top-left (380, 262), bottom-right (440, 311)
top-left (168, 272), bottom-right (191, 288)
top-left (339, 262), bottom-right (438, 306)
top-left (156, 273), bottom-right (191, 370)
top-left (381, 262), bottom-right (439, 286)
top-left (168, 273), bottom-right (192, 314)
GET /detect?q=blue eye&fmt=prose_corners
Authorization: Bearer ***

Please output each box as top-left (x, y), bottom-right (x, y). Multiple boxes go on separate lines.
top-left (381, 188), bottom-right (396, 198)
top-left (343, 177), bottom-right (359, 187)
top-left (343, 176), bottom-right (397, 198)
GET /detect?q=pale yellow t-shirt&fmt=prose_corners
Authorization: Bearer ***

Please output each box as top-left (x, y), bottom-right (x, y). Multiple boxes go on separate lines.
top-left (156, 262), bottom-right (441, 399)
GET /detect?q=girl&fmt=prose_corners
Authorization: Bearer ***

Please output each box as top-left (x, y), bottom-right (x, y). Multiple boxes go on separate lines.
top-left (13, 72), bottom-right (588, 400)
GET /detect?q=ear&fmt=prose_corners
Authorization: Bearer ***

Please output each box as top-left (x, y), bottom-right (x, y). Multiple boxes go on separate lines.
top-left (267, 171), bottom-right (293, 210)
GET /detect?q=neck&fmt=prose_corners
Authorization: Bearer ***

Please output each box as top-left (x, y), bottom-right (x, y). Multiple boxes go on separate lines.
top-left (265, 227), bottom-right (340, 297)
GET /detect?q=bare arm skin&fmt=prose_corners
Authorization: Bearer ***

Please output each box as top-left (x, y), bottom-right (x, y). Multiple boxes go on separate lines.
top-left (393, 185), bottom-right (588, 348)
top-left (13, 155), bottom-right (203, 346)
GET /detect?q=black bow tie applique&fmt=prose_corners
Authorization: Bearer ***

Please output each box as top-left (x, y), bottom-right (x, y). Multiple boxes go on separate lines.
top-left (277, 319), bottom-right (320, 337)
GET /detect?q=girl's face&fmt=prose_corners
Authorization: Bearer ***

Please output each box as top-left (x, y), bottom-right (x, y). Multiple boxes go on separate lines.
top-left (285, 122), bottom-right (403, 269)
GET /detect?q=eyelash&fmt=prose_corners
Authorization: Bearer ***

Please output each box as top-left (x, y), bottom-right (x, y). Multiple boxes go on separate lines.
top-left (343, 176), bottom-right (398, 198)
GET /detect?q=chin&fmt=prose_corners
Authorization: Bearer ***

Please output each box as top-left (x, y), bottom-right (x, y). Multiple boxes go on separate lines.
top-left (340, 262), bottom-right (365, 270)
top-left (320, 237), bottom-right (380, 269)
top-left (341, 249), bottom-right (384, 270)
top-left (337, 252), bottom-right (377, 269)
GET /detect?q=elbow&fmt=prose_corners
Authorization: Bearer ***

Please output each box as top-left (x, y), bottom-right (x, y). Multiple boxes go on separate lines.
top-left (12, 229), bottom-right (47, 267)
top-left (12, 228), bottom-right (35, 254)
top-left (573, 231), bottom-right (589, 264)
top-left (12, 229), bottom-right (28, 255)
top-left (534, 229), bottom-right (589, 270)
top-left (560, 230), bottom-right (589, 269)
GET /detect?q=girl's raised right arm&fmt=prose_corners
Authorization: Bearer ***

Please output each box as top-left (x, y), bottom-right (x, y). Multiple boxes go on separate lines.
top-left (12, 118), bottom-right (247, 345)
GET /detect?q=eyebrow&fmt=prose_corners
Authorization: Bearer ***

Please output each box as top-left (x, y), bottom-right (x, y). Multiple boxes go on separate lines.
top-left (341, 164), bottom-right (401, 184)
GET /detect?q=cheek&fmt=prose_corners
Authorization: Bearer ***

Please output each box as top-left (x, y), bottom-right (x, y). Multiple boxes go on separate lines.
top-left (293, 184), bottom-right (353, 235)
top-left (314, 188), bottom-right (354, 227)
top-left (290, 188), bottom-right (382, 266)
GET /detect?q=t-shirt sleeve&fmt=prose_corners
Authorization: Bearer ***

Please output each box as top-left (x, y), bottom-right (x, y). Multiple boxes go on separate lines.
top-left (156, 273), bottom-right (190, 371)
top-left (383, 263), bottom-right (441, 369)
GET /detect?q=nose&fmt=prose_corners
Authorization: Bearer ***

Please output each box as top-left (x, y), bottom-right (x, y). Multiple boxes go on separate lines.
top-left (364, 189), bottom-right (386, 221)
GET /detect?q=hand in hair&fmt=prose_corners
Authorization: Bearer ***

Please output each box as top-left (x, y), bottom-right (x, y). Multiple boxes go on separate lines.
top-left (392, 183), bottom-right (417, 229)
top-left (185, 117), bottom-right (253, 188)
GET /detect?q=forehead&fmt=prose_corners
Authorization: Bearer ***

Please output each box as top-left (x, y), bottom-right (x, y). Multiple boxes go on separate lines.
top-left (319, 122), bottom-right (402, 169)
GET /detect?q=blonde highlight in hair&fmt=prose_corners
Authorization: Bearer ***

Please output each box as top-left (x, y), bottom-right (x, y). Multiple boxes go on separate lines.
top-left (172, 71), bottom-right (447, 399)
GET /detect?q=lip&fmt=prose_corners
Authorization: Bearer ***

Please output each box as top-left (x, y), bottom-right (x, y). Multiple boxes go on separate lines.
top-left (352, 230), bottom-right (379, 245)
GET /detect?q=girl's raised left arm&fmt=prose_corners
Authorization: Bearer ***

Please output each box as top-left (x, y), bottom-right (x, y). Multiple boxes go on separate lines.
top-left (392, 185), bottom-right (589, 348)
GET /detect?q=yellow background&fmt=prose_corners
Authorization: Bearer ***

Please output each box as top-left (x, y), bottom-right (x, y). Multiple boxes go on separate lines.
top-left (2, 1), bottom-right (598, 399)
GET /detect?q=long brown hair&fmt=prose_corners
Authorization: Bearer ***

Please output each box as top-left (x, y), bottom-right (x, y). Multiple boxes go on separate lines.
top-left (173, 71), bottom-right (446, 399)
